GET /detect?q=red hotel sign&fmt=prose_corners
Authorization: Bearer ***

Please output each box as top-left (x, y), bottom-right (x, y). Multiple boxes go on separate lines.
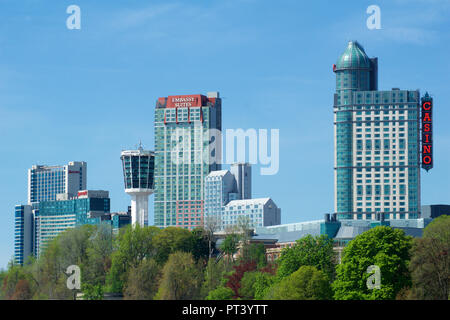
top-left (166, 95), bottom-right (204, 108)
top-left (421, 95), bottom-right (433, 171)
top-left (78, 190), bottom-right (88, 197)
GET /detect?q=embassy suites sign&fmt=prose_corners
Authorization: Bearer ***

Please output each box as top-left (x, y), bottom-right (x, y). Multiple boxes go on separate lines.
top-left (421, 94), bottom-right (433, 171)
top-left (166, 95), bottom-right (204, 108)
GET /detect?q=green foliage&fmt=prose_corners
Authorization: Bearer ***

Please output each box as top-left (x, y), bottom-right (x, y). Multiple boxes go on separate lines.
top-left (2, 224), bottom-right (233, 300)
top-left (30, 235), bottom-right (73, 299)
top-left (1, 261), bottom-right (28, 299)
top-left (124, 258), bottom-right (160, 300)
top-left (206, 286), bottom-right (234, 300)
top-left (107, 224), bottom-right (160, 293)
top-left (81, 283), bottom-right (103, 300)
top-left (201, 258), bottom-right (226, 299)
top-left (239, 271), bottom-right (259, 299)
top-left (220, 234), bottom-right (239, 261)
top-left (253, 272), bottom-right (276, 300)
top-left (155, 251), bottom-right (202, 300)
top-left (0, 269), bottom-right (6, 299)
top-left (191, 228), bottom-right (212, 262)
top-left (57, 225), bottom-right (95, 267)
top-left (409, 215), bottom-right (450, 300)
top-left (82, 224), bottom-right (114, 287)
top-left (266, 266), bottom-right (332, 300)
top-left (238, 243), bottom-right (267, 267)
top-left (11, 279), bottom-right (32, 300)
top-left (153, 227), bottom-right (196, 265)
top-left (333, 226), bottom-right (412, 300)
top-left (423, 215), bottom-right (450, 241)
top-left (276, 234), bottom-right (335, 281)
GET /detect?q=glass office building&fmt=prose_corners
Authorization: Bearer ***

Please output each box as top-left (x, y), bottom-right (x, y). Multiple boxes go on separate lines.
top-left (35, 190), bottom-right (111, 257)
top-left (28, 161), bottom-right (87, 204)
top-left (154, 92), bottom-right (222, 228)
top-left (14, 205), bottom-right (33, 265)
top-left (333, 41), bottom-right (421, 220)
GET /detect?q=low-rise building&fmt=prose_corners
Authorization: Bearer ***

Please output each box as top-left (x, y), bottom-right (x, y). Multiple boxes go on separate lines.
top-left (222, 198), bottom-right (281, 230)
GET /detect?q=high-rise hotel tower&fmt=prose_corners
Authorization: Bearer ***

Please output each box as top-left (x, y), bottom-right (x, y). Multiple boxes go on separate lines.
top-left (154, 92), bottom-right (222, 228)
top-left (333, 41), bottom-right (421, 220)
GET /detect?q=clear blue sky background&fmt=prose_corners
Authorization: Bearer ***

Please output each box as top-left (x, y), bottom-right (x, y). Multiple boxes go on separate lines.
top-left (0, 0), bottom-right (449, 269)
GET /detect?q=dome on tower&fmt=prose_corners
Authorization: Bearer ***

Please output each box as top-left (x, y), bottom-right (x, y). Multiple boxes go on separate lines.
top-left (335, 41), bottom-right (371, 71)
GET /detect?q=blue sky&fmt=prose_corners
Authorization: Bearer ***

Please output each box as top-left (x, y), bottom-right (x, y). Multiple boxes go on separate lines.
top-left (0, 0), bottom-right (449, 269)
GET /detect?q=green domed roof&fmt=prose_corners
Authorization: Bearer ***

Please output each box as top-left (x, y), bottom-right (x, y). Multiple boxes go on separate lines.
top-left (335, 41), bottom-right (371, 70)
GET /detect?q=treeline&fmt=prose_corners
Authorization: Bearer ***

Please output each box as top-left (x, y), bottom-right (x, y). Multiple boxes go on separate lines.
top-left (0, 215), bottom-right (448, 300)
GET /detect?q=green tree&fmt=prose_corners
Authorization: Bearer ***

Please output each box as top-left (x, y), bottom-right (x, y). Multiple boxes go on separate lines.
top-left (33, 237), bottom-right (72, 299)
top-left (153, 227), bottom-right (195, 265)
top-left (83, 224), bottom-right (114, 288)
top-left (266, 266), bottom-right (332, 300)
top-left (107, 225), bottom-right (160, 293)
top-left (206, 286), bottom-right (234, 300)
top-left (1, 260), bottom-right (28, 299)
top-left (0, 269), bottom-right (6, 299)
top-left (155, 251), bottom-right (202, 300)
top-left (221, 233), bottom-right (239, 264)
top-left (191, 227), bottom-right (211, 262)
top-left (10, 279), bottom-right (32, 300)
top-left (58, 225), bottom-right (95, 268)
top-left (239, 243), bottom-right (267, 267)
top-left (333, 226), bottom-right (412, 300)
top-left (81, 283), bottom-right (104, 300)
top-left (239, 271), bottom-right (259, 299)
top-left (201, 258), bottom-right (226, 299)
top-left (253, 272), bottom-right (276, 300)
top-left (124, 258), bottom-right (161, 300)
top-left (409, 215), bottom-right (450, 300)
top-left (276, 234), bottom-right (335, 281)
top-left (203, 215), bottom-right (221, 259)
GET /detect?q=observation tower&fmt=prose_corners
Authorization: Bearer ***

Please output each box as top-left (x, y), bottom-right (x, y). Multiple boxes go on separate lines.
top-left (121, 143), bottom-right (155, 226)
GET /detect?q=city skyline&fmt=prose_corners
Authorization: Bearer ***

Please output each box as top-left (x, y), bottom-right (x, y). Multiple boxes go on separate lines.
top-left (1, 1), bottom-right (450, 269)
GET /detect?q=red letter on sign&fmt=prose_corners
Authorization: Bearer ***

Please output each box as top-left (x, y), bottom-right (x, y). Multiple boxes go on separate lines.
top-left (424, 123), bottom-right (431, 132)
top-left (422, 102), bottom-right (431, 110)
top-left (423, 155), bottom-right (432, 164)
top-left (423, 145), bottom-right (431, 154)
top-left (423, 112), bottom-right (431, 122)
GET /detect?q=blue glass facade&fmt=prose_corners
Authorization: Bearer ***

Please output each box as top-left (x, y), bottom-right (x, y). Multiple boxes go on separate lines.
top-left (28, 162), bottom-right (86, 204)
top-left (334, 41), bottom-right (421, 220)
top-left (121, 152), bottom-right (155, 190)
top-left (14, 206), bottom-right (26, 265)
top-left (334, 41), bottom-right (376, 218)
top-left (36, 196), bottom-right (111, 256)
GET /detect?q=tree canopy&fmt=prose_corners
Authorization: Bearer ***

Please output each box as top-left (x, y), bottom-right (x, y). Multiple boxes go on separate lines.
top-left (276, 234), bottom-right (335, 281)
top-left (333, 226), bottom-right (413, 300)
top-left (266, 266), bottom-right (332, 300)
top-left (409, 215), bottom-right (450, 300)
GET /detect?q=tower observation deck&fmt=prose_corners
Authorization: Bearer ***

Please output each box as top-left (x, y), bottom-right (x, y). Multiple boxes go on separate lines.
top-left (121, 144), bottom-right (155, 226)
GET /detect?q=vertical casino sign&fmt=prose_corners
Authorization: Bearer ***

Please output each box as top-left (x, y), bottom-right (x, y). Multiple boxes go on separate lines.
top-left (421, 93), bottom-right (433, 171)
